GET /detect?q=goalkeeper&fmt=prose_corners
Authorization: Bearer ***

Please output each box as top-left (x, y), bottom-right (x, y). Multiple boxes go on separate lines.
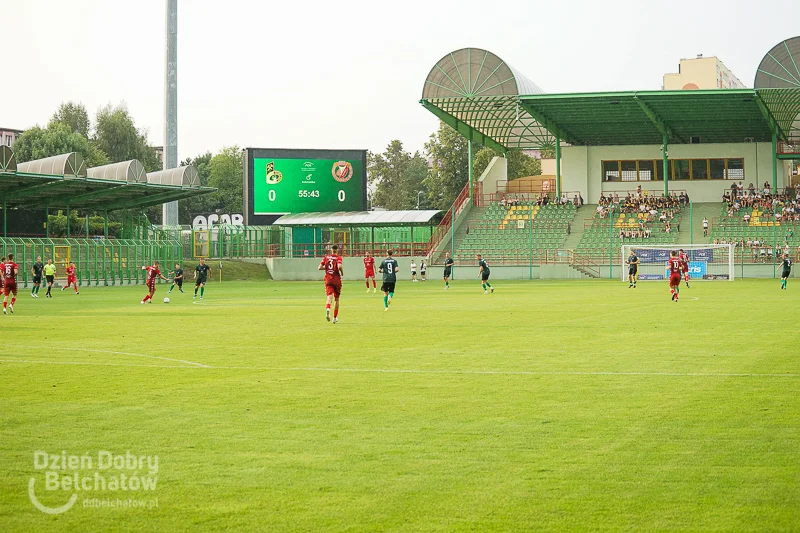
top-left (626, 249), bottom-right (639, 288)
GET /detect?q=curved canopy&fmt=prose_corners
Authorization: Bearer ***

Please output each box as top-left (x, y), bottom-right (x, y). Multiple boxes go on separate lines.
top-left (87, 160), bottom-right (147, 183)
top-left (755, 36), bottom-right (800, 89)
top-left (274, 210), bottom-right (442, 227)
top-left (17, 152), bottom-right (87, 178)
top-left (754, 37), bottom-right (800, 137)
top-left (421, 48), bottom-right (554, 151)
top-left (0, 146), bottom-right (15, 173)
top-left (147, 165), bottom-right (199, 187)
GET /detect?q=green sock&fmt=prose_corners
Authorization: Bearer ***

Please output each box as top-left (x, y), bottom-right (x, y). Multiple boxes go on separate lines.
top-left (169, 283), bottom-right (174, 292)
top-left (677, 286), bottom-right (680, 294)
top-left (486, 282), bottom-right (492, 288)
top-left (383, 295), bottom-right (388, 308)
top-left (389, 292), bottom-right (394, 299)
top-left (482, 283), bottom-right (486, 290)
top-left (200, 287), bottom-right (204, 297)
top-left (445, 281), bottom-right (449, 287)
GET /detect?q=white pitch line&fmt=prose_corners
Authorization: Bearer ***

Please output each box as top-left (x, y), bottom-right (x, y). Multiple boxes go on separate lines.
top-left (0, 358), bottom-right (796, 378)
top-left (4, 345), bottom-right (211, 368)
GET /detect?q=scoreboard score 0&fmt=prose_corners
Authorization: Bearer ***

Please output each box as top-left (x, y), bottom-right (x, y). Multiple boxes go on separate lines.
top-left (244, 148), bottom-right (367, 224)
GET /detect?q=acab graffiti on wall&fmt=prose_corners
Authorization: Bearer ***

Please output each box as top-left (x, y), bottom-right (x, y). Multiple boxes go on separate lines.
top-left (192, 214), bottom-right (244, 228)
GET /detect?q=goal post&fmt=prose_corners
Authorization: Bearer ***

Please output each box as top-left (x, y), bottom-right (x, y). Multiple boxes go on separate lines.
top-left (621, 244), bottom-right (735, 281)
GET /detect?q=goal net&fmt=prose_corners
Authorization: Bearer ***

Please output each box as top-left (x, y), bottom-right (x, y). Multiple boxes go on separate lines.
top-left (621, 243), bottom-right (735, 281)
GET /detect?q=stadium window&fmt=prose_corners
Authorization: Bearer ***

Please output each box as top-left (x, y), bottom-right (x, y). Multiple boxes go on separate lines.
top-left (654, 160), bottom-right (664, 181)
top-left (726, 158), bottom-right (744, 180)
top-left (638, 160), bottom-right (654, 181)
top-left (709, 159), bottom-right (725, 179)
top-left (603, 161), bottom-right (620, 182)
top-left (691, 159), bottom-right (709, 180)
top-left (671, 159), bottom-right (690, 180)
top-left (620, 161), bottom-right (637, 182)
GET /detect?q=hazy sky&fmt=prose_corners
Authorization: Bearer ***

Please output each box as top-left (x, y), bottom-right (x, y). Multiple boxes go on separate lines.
top-left (3, 0), bottom-right (798, 160)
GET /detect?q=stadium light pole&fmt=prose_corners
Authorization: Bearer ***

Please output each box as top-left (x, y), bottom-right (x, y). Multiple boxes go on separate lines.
top-left (162, 0), bottom-right (179, 228)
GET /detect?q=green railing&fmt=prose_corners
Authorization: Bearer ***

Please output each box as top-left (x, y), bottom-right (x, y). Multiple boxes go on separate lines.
top-left (0, 237), bottom-right (182, 288)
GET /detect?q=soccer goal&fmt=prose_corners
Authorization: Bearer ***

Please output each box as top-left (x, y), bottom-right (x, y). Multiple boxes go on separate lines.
top-left (621, 243), bottom-right (735, 281)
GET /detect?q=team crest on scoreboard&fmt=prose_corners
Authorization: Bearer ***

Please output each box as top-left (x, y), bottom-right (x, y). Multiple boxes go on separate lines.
top-left (331, 161), bottom-right (353, 183)
top-left (265, 161), bottom-right (283, 184)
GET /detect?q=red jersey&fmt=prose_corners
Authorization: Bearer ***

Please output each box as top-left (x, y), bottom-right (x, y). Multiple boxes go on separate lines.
top-left (320, 254), bottom-right (342, 281)
top-left (66, 265), bottom-right (76, 278)
top-left (145, 266), bottom-right (161, 283)
top-left (2, 261), bottom-right (18, 282)
top-left (679, 252), bottom-right (689, 265)
top-left (668, 258), bottom-right (683, 275)
top-left (363, 256), bottom-right (375, 274)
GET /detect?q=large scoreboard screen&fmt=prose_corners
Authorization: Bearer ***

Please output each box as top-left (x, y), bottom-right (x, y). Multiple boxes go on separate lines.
top-left (244, 148), bottom-right (367, 224)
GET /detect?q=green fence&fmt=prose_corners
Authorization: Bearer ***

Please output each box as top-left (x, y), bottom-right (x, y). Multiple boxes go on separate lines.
top-left (0, 237), bottom-right (183, 288)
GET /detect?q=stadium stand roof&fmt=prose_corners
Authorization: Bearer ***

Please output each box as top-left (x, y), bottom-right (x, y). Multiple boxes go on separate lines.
top-left (17, 152), bottom-right (87, 177)
top-left (147, 166), bottom-right (200, 186)
top-left (274, 210), bottom-right (442, 227)
top-left (0, 150), bottom-right (214, 211)
top-left (421, 46), bottom-right (800, 150)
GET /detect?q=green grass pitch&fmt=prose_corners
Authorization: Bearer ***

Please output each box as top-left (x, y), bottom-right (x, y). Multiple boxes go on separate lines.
top-left (1, 278), bottom-right (798, 531)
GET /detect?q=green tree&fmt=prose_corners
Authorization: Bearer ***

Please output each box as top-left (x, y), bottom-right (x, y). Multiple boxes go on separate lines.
top-left (473, 148), bottom-right (542, 180)
top-left (368, 141), bottom-right (429, 210)
top-left (423, 122), bottom-right (478, 210)
top-left (94, 104), bottom-right (161, 171)
top-left (49, 102), bottom-right (91, 137)
top-left (12, 122), bottom-right (109, 167)
top-left (178, 152), bottom-right (215, 223)
top-left (208, 146), bottom-right (243, 214)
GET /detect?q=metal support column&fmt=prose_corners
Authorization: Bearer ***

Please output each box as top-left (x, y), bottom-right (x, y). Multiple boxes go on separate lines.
top-left (662, 134), bottom-right (669, 196)
top-left (46, 206), bottom-right (49, 238)
top-left (104, 210), bottom-right (109, 239)
top-left (85, 213), bottom-right (89, 238)
top-left (468, 138), bottom-right (474, 204)
top-left (67, 206), bottom-right (71, 238)
top-left (609, 204), bottom-right (614, 279)
top-left (772, 132), bottom-right (778, 190)
top-left (555, 138), bottom-right (562, 198)
top-left (3, 201), bottom-right (6, 239)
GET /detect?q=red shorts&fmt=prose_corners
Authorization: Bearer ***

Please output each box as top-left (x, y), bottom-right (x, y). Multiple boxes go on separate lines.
top-left (325, 281), bottom-right (342, 298)
top-left (365, 270), bottom-right (375, 278)
top-left (147, 281), bottom-right (156, 291)
top-left (669, 273), bottom-right (681, 286)
top-left (67, 276), bottom-right (77, 285)
top-left (3, 281), bottom-right (17, 296)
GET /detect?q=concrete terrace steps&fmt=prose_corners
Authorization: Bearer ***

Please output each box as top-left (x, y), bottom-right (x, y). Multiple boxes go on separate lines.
top-left (689, 203), bottom-right (723, 244)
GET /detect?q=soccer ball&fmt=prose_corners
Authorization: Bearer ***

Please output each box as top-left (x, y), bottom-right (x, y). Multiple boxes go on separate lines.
top-left (163, 297), bottom-right (170, 304)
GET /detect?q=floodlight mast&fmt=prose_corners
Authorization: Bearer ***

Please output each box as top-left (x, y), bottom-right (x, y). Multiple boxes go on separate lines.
top-left (162, 0), bottom-right (179, 227)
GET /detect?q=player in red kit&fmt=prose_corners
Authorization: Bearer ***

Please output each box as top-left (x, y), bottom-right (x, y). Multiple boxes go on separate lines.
top-left (141, 261), bottom-right (168, 304)
top-left (62, 262), bottom-right (79, 294)
top-left (2, 254), bottom-right (19, 314)
top-left (318, 244), bottom-right (343, 323)
top-left (679, 248), bottom-right (690, 288)
top-left (667, 250), bottom-right (682, 302)
top-left (363, 251), bottom-right (376, 293)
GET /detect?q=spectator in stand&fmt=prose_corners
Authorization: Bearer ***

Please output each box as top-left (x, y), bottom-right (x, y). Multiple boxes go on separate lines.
top-left (703, 217), bottom-right (709, 237)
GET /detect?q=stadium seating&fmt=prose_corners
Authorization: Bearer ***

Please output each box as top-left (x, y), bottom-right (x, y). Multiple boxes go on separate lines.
top-left (575, 209), bottom-right (681, 262)
top-left (709, 205), bottom-right (799, 259)
top-left (454, 202), bottom-right (576, 262)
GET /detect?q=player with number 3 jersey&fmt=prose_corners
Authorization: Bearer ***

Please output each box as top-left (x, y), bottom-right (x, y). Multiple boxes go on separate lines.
top-left (319, 244), bottom-right (343, 323)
